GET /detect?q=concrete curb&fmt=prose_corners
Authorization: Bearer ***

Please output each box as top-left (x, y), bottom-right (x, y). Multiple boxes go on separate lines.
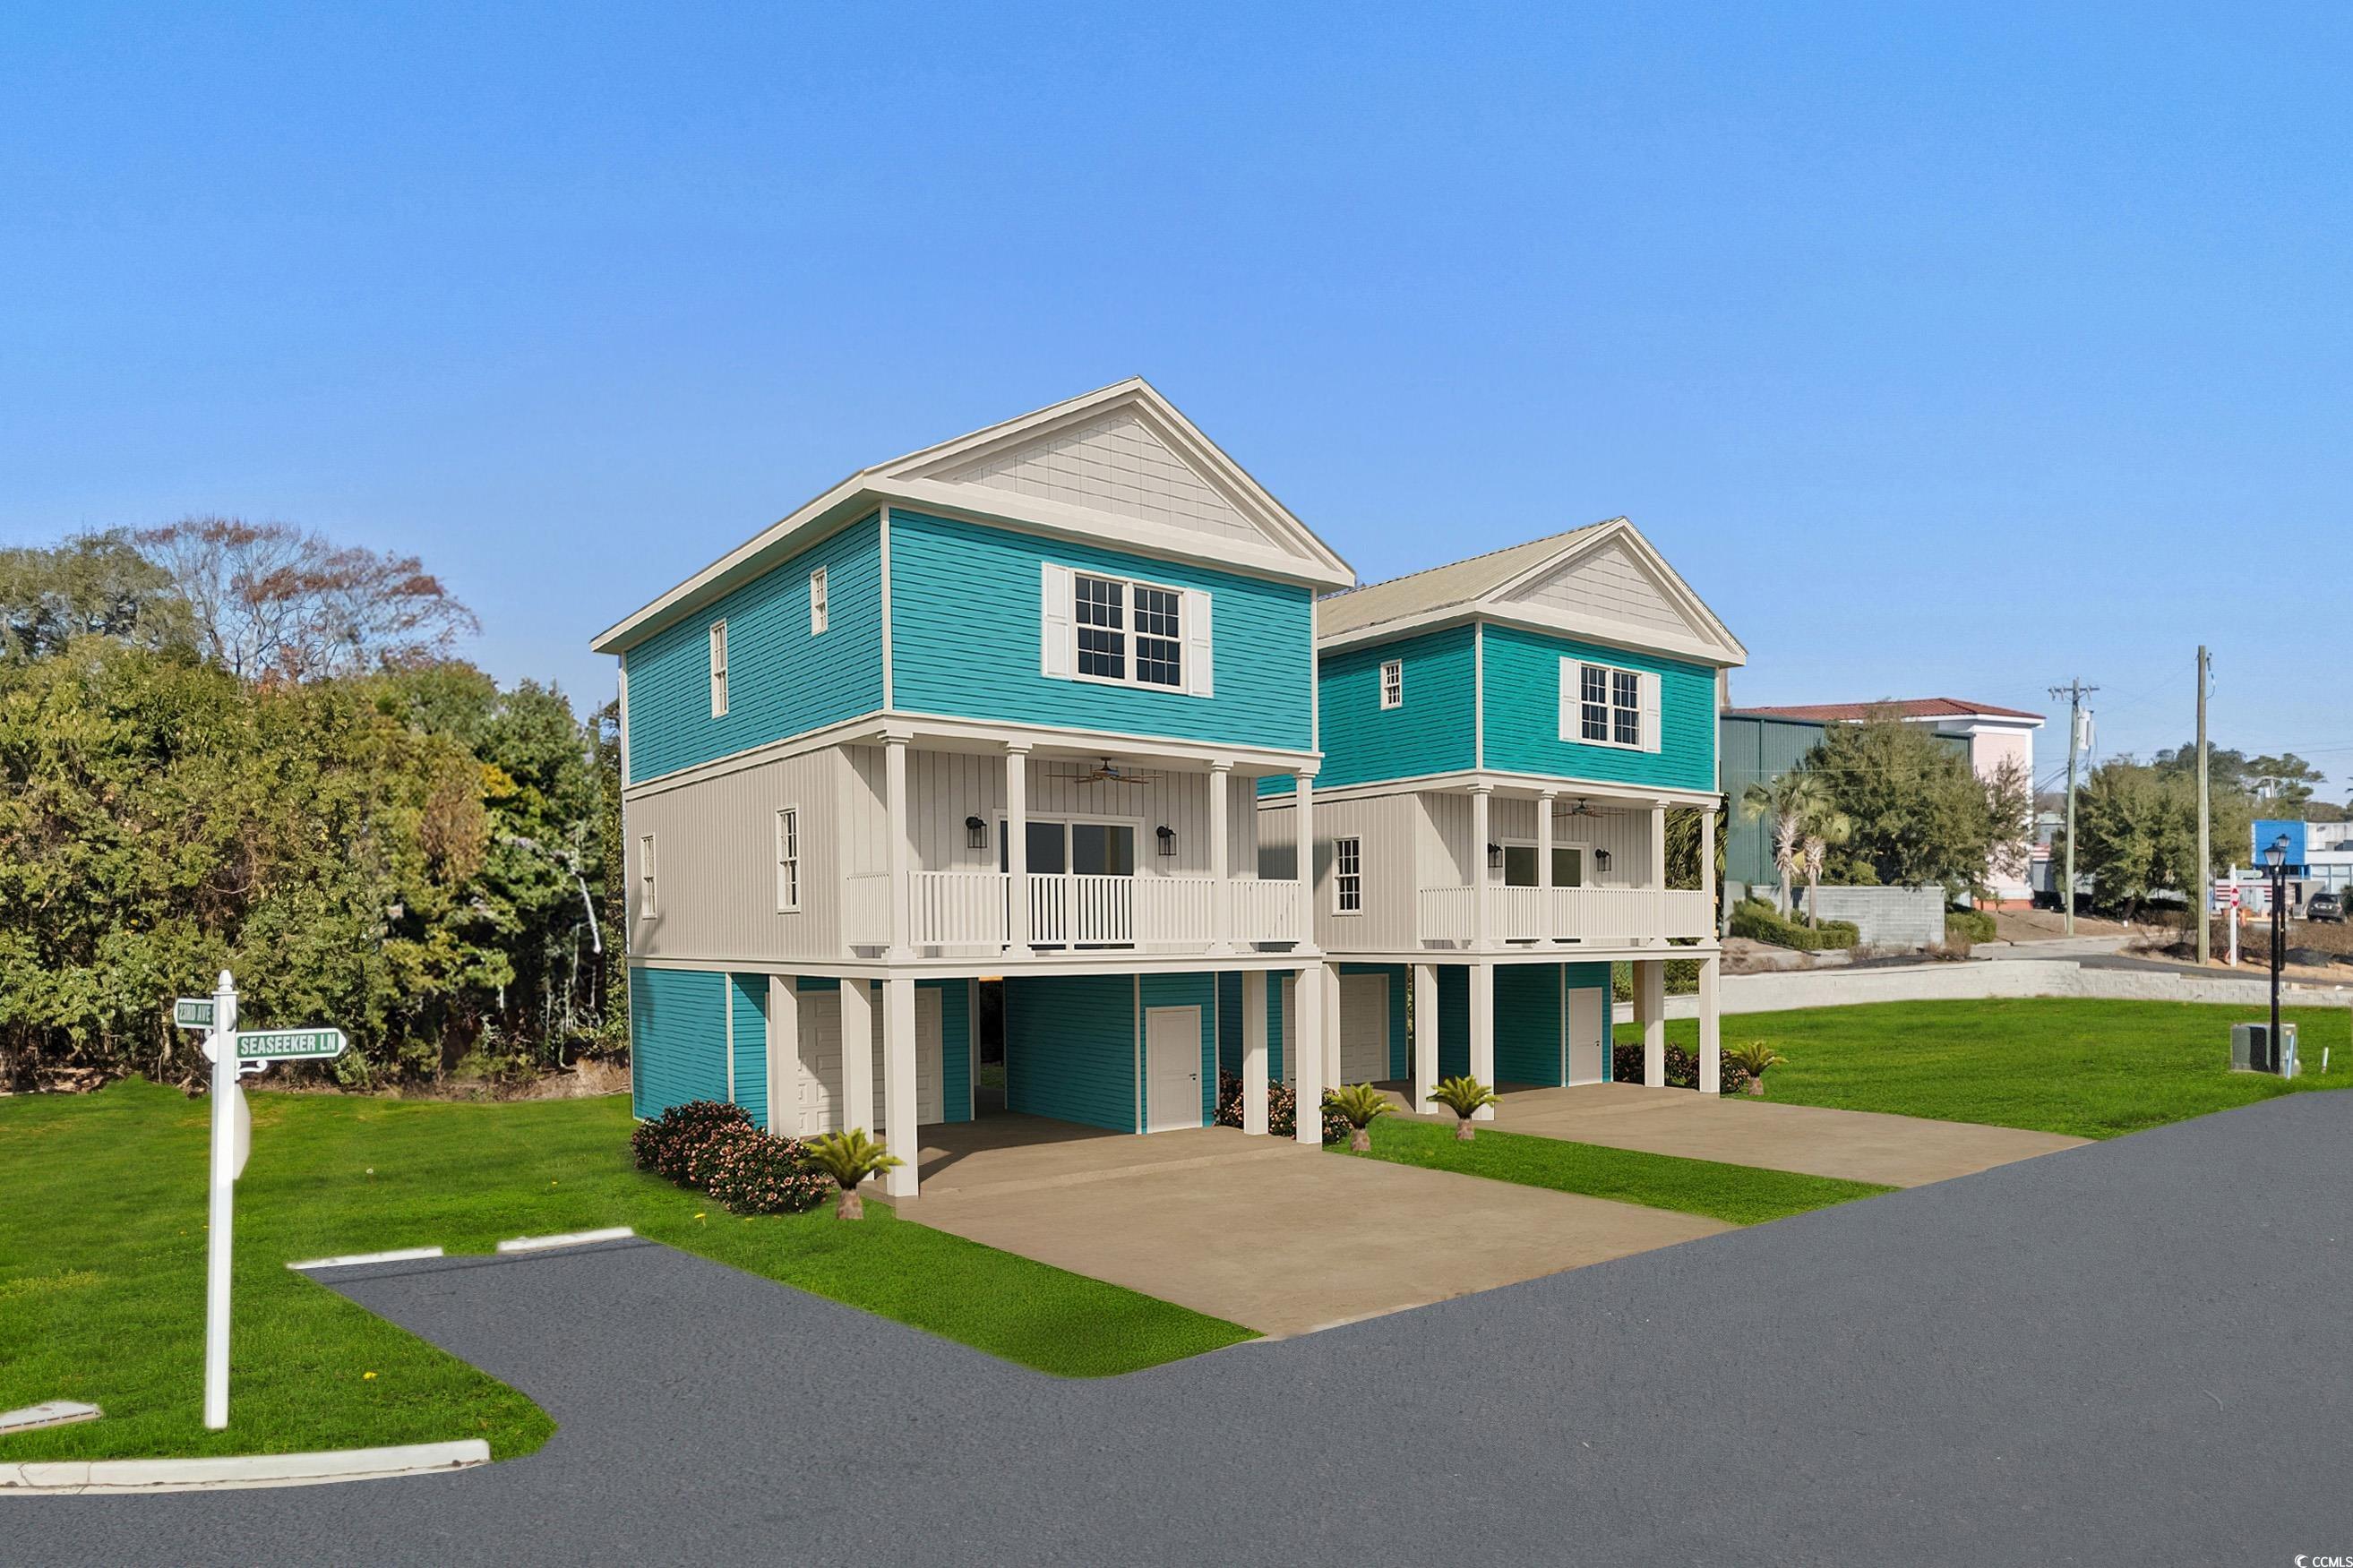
top-left (0, 1402), bottom-right (100, 1435)
top-left (0, 1439), bottom-right (491, 1495)
top-left (288, 1247), bottom-right (444, 1272)
top-left (495, 1226), bottom-right (634, 1254)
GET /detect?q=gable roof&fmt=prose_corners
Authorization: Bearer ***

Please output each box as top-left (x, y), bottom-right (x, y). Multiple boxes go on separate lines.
top-left (1731, 698), bottom-right (2046, 725)
top-left (593, 378), bottom-right (1354, 655)
top-left (1316, 518), bottom-right (1746, 667)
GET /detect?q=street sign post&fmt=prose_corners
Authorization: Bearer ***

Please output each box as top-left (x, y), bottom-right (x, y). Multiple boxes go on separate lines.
top-left (185, 971), bottom-right (346, 1430)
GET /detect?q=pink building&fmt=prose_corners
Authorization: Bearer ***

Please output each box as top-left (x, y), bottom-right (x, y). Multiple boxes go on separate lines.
top-left (1736, 698), bottom-right (2044, 905)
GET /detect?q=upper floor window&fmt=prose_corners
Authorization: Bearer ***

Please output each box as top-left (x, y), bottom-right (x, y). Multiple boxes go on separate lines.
top-left (809, 567), bottom-right (829, 635)
top-left (1561, 658), bottom-right (1659, 752)
top-left (1334, 835), bottom-right (1363, 913)
top-left (638, 834), bottom-right (657, 917)
top-left (708, 621), bottom-right (729, 717)
top-left (1075, 572), bottom-right (1182, 689)
top-left (1379, 659), bottom-right (1404, 710)
top-left (775, 807), bottom-right (800, 913)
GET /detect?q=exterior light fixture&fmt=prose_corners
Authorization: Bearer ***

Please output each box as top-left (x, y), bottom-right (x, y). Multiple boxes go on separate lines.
top-left (1486, 842), bottom-right (1502, 870)
top-left (2264, 833), bottom-right (2292, 1070)
top-left (1155, 825), bottom-right (1176, 857)
top-left (966, 815), bottom-right (988, 850)
top-left (1593, 849), bottom-right (1611, 873)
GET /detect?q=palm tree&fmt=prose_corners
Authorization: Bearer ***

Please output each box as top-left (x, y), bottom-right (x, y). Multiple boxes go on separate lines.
top-left (1324, 1083), bottom-right (1395, 1152)
top-left (1427, 1075), bottom-right (1499, 1141)
top-left (1741, 770), bottom-right (1824, 916)
top-left (801, 1128), bottom-right (903, 1220)
top-left (1799, 810), bottom-right (1851, 928)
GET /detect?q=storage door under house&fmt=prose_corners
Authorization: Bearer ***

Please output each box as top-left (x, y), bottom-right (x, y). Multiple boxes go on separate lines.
top-left (1144, 1006), bottom-right (1205, 1133)
top-left (1337, 972), bottom-right (1390, 1084)
top-left (1566, 982), bottom-right (1608, 1086)
top-left (792, 983), bottom-right (944, 1138)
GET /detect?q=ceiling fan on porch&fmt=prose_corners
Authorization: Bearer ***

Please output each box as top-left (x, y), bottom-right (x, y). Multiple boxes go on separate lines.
top-left (1054, 757), bottom-right (1155, 786)
top-left (1564, 797), bottom-right (1600, 818)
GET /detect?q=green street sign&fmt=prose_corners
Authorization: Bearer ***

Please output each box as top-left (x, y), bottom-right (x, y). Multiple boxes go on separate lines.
top-left (175, 998), bottom-right (216, 1030)
top-left (234, 1027), bottom-right (347, 1062)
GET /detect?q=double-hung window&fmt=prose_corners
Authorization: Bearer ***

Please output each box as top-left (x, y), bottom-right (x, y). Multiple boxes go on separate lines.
top-left (774, 808), bottom-right (800, 913)
top-left (638, 834), bottom-right (657, 918)
top-left (1334, 835), bottom-right (1363, 913)
top-left (1075, 573), bottom-right (1182, 690)
top-left (1567, 659), bottom-right (1656, 751)
top-left (708, 621), bottom-right (728, 717)
top-left (1379, 659), bottom-right (1404, 710)
top-left (809, 567), bottom-right (829, 635)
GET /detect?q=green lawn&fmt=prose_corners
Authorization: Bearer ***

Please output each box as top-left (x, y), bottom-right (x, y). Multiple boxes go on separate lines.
top-left (0, 1080), bottom-right (1252, 1464)
top-left (1620, 997), bottom-right (2353, 1140)
top-left (1339, 1116), bottom-right (1892, 1223)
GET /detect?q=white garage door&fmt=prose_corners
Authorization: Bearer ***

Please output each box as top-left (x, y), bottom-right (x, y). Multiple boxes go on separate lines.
top-left (794, 984), bottom-right (943, 1139)
top-left (1337, 973), bottom-right (1391, 1084)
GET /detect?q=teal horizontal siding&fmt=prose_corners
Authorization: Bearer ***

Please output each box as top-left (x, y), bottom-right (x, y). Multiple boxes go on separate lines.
top-left (889, 510), bottom-right (1314, 751)
top-left (1005, 973), bottom-right (1136, 1132)
top-left (1438, 964), bottom-right (1469, 1079)
top-left (1141, 972), bottom-right (1216, 1127)
top-left (1495, 963), bottom-right (1560, 1086)
top-left (1480, 622), bottom-right (1716, 792)
top-left (729, 973), bottom-right (769, 1127)
top-left (623, 515), bottom-right (885, 784)
top-left (630, 968), bottom-right (729, 1119)
top-left (931, 978), bottom-right (973, 1125)
top-left (1217, 972), bottom-right (1243, 1075)
top-left (1304, 625), bottom-right (1478, 792)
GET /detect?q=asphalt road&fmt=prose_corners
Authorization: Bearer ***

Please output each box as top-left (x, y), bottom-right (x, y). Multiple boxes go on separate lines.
top-left (18, 1092), bottom-right (2353, 1566)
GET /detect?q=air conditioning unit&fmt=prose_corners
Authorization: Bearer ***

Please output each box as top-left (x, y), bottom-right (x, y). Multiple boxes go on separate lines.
top-left (2230, 1022), bottom-right (2298, 1075)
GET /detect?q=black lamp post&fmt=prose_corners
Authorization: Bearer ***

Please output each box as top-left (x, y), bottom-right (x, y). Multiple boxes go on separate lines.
top-left (2263, 833), bottom-right (2289, 1070)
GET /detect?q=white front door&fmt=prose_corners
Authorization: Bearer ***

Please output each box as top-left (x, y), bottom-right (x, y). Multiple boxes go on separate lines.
top-left (1144, 1005), bottom-right (1203, 1132)
top-left (1337, 973), bottom-right (1390, 1084)
top-left (1566, 983), bottom-right (1607, 1086)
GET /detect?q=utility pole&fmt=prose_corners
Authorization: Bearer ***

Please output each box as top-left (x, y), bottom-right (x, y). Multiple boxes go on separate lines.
top-left (2195, 647), bottom-right (2211, 966)
top-left (2048, 679), bottom-right (2099, 936)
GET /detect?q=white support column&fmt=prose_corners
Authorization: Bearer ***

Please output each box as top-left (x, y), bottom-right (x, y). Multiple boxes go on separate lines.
top-left (767, 974), bottom-right (799, 1135)
top-left (1649, 800), bottom-right (1669, 947)
top-left (1471, 784), bottom-right (1493, 953)
top-left (1697, 955), bottom-right (1722, 1095)
top-left (1413, 962), bottom-right (1439, 1115)
top-left (884, 731), bottom-right (911, 960)
top-left (881, 976), bottom-right (917, 1195)
top-left (838, 977), bottom-right (875, 1136)
top-left (1468, 960), bottom-right (1496, 1117)
top-left (1005, 742), bottom-right (1031, 954)
top-left (1322, 964), bottom-right (1343, 1087)
top-left (1638, 960), bottom-right (1666, 1087)
top-left (1208, 759), bottom-right (1232, 954)
top-left (1537, 790), bottom-right (1557, 889)
top-left (1701, 808), bottom-right (1719, 933)
top-left (1293, 770), bottom-right (1317, 952)
top-left (1292, 962), bottom-right (1325, 1144)
top-left (1241, 969), bottom-right (1269, 1135)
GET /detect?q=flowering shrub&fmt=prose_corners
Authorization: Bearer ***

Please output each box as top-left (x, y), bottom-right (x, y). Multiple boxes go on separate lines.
top-left (1609, 1042), bottom-right (1752, 1096)
top-left (1213, 1071), bottom-right (1349, 1144)
top-left (699, 1127), bottom-right (832, 1215)
top-left (631, 1099), bottom-right (754, 1182)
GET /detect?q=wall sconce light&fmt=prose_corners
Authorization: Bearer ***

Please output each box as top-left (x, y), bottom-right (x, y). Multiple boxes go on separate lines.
top-left (1593, 848), bottom-right (1611, 873)
top-left (1155, 825), bottom-right (1177, 857)
top-left (1486, 842), bottom-right (1503, 870)
top-left (965, 815), bottom-right (988, 850)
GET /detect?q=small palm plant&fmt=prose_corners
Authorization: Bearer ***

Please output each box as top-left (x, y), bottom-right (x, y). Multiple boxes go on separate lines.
top-left (801, 1128), bottom-right (903, 1220)
top-left (1427, 1075), bottom-right (1499, 1141)
top-left (1723, 1041), bottom-right (1785, 1096)
top-left (1324, 1083), bottom-right (1395, 1152)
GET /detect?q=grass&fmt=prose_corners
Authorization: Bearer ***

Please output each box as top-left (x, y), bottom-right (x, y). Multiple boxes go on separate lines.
top-left (1619, 997), bottom-right (2353, 1140)
top-left (0, 1079), bottom-right (1253, 1464)
top-left (1339, 1116), bottom-right (1892, 1224)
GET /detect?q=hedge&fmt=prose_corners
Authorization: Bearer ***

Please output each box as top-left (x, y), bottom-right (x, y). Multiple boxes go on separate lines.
top-left (1729, 899), bottom-right (1859, 951)
top-left (1945, 908), bottom-right (1997, 944)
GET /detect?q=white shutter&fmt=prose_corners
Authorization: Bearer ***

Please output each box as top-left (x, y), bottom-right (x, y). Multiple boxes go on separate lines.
top-left (1558, 657), bottom-right (1577, 741)
top-left (1639, 671), bottom-right (1662, 752)
top-left (1040, 562), bottom-right (1074, 679)
top-left (1184, 587), bottom-right (1214, 698)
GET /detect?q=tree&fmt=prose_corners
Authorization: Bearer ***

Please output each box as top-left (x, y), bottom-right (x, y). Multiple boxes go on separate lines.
top-left (1799, 809), bottom-right (1851, 926)
top-left (2062, 758), bottom-right (2252, 919)
top-left (1739, 769), bottom-right (1824, 914)
top-left (136, 517), bottom-right (478, 682)
top-left (0, 529), bottom-right (191, 661)
top-left (1803, 707), bottom-right (2030, 898)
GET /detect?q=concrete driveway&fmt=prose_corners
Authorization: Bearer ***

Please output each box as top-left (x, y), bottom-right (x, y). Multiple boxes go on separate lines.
top-left (898, 1115), bottom-right (1728, 1335)
top-left (1458, 1082), bottom-right (2085, 1187)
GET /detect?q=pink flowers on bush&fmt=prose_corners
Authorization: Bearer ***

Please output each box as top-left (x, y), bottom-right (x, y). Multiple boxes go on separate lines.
top-left (631, 1100), bottom-right (832, 1215)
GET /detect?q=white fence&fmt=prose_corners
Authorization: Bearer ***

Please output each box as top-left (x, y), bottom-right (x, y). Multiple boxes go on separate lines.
top-left (854, 870), bottom-right (1305, 954)
top-left (1418, 885), bottom-right (1715, 946)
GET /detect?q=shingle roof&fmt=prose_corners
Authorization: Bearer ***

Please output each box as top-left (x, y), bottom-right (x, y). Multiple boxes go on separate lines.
top-left (1731, 698), bottom-right (2046, 724)
top-left (1314, 521), bottom-right (1619, 638)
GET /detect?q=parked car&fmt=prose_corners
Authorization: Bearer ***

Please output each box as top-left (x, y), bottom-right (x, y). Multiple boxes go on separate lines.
top-left (2307, 891), bottom-right (2344, 923)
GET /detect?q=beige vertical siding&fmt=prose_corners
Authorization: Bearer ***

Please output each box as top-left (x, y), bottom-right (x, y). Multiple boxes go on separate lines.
top-left (624, 748), bottom-right (847, 964)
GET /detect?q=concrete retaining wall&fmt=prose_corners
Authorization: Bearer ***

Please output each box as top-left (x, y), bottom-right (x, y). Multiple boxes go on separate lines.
top-left (1802, 886), bottom-right (1947, 949)
top-left (1617, 959), bottom-right (2353, 1023)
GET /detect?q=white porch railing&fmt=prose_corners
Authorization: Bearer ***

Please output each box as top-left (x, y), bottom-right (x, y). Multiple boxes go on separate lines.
top-left (855, 871), bottom-right (1308, 954)
top-left (1417, 885), bottom-right (1715, 946)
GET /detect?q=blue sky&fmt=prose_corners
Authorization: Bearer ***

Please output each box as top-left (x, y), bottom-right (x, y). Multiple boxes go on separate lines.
top-left (4, 2), bottom-right (2349, 798)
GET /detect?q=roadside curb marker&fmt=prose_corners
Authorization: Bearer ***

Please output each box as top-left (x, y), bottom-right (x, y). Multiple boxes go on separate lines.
top-left (0, 1438), bottom-right (491, 1495)
top-left (287, 1247), bottom-right (445, 1272)
top-left (495, 1226), bottom-right (635, 1254)
top-left (0, 1402), bottom-right (101, 1436)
